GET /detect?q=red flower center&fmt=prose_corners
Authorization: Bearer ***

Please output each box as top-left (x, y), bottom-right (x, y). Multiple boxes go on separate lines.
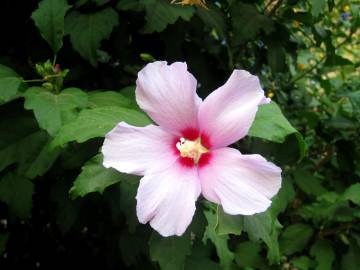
top-left (174, 128), bottom-right (212, 168)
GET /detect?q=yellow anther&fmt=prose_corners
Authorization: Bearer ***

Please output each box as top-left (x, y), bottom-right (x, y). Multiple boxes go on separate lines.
top-left (176, 137), bottom-right (208, 163)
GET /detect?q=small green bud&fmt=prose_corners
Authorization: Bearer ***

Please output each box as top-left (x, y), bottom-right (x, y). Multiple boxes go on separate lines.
top-left (42, 82), bottom-right (54, 91)
top-left (44, 60), bottom-right (53, 73)
top-left (140, 53), bottom-right (155, 62)
top-left (35, 64), bottom-right (46, 77)
top-left (61, 69), bottom-right (69, 78)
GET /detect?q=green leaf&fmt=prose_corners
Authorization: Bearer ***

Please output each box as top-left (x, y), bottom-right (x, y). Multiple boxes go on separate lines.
top-left (0, 127), bottom-right (35, 172)
top-left (342, 183), bottom-right (360, 205)
top-left (24, 87), bottom-right (88, 136)
top-left (231, 3), bottom-right (274, 45)
top-left (243, 212), bottom-right (272, 243)
top-left (249, 102), bottom-right (298, 143)
top-left (324, 54), bottom-right (353, 66)
top-left (188, 208), bottom-right (207, 238)
top-left (87, 91), bottom-right (131, 108)
top-left (105, 175), bottom-right (139, 233)
top-left (0, 122), bottom-right (54, 175)
top-left (117, 0), bottom-right (143, 12)
top-left (20, 134), bottom-right (61, 179)
top-left (196, 4), bottom-right (227, 38)
top-left (341, 240), bottom-right (360, 270)
top-left (31, 0), bottom-right (70, 53)
top-left (323, 35), bottom-right (353, 67)
top-left (292, 256), bottom-right (314, 270)
top-left (51, 106), bottom-right (151, 147)
top-left (0, 64), bottom-right (23, 103)
top-left (345, 91), bottom-right (360, 115)
top-left (149, 231), bottom-right (192, 270)
top-left (311, 0), bottom-right (327, 17)
top-left (119, 228), bottom-right (147, 266)
top-left (59, 140), bottom-right (100, 169)
top-left (203, 206), bottom-right (234, 270)
top-left (51, 179), bottom-right (82, 234)
top-left (76, 0), bottom-right (110, 7)
top-left (185, 241), bottom-right (221, 270)
top-left (266, 225), bottom-right (281, 265)
top-left (270, 180), bottom-right (295, 217)
top-left (69, 154), bottom-right (123, 198)
top-left (140, 0), bottom-right (194, 33)
top-left (216, 206), bottom-right (243, 236)
top-left (0, 173), bottom-right (34, 219)
top-left (65, 8), bottom-right (119, 66)
top-left (0, 233), bottom-right (8, 254)
top-left (310, 239), bottom-right (335, 270)
top-left (297, 199), bottom-right (353, 224)
top-left (120, 86), bottom-right (142, 110)
top-left (293, 169), bottom-right (328, 196)
top-left (280, 224), bottom-right (314, 255)
top-left (186, 256), bottom-right (221, 270)
top-left (243, 211), bottom-right (281, 264)
top-left (235, 241), bottom-right (267, 269)
top-left (118, 176), bottom-right (140, 232)
top-left (249, 102), bottom-right (306, 159)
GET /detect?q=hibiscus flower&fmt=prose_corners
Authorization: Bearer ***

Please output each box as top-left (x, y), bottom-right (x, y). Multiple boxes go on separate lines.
top-left (102, 61), bottom-right (282, 237)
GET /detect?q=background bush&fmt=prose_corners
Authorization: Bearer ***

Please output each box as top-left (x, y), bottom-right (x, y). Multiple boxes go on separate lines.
top-left (0, 0), bottom-right (359, 269)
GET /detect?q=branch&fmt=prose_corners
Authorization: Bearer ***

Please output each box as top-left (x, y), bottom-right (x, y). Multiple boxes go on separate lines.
top-left (287, 30), bottom-right (354, 87)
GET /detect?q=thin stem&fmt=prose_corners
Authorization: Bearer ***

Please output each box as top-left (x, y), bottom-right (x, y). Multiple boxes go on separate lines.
top-left (52, 54), bottom-right (57, 66)
top-left (44, 74), bottom-right (62, 80)
top-left (22, 78), bottom-right (46, 83)
top-left (287, 56), bottom-right (326, 86)
top-left (23, 73), bottom-right (63, 83)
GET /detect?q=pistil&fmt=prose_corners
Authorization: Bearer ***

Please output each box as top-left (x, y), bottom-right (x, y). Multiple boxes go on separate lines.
top-left (176, 137), bottom-right (209, 164)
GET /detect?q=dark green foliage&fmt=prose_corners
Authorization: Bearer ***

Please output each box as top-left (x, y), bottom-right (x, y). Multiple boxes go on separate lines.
top-left (0, 65), bottom-right (23, 103)
top-left (0, 173), bottom-right (34, 218)
top-left (0, 0), bottom-right (359, 269)
top-left (149, 231), bottom-right (192, 270)
top-left (65, 8), bottom-right (119, 66)
top-left (31, 0), bottom-right (70, 53)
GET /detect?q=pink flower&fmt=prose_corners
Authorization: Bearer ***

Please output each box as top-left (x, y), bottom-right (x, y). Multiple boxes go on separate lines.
top-left (102, 61), bottom-right (282, 237)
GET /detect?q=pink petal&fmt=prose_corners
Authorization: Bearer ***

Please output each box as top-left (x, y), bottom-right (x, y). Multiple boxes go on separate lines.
top-left (136, 162), bottom-right (201, 236)
top-left (198, 70), bottom-right (266, 148)
top-left (136, 61), bottom-right (201, 135)
top-left (102, 122), bottom-right (177, 175)
top-left (198, 147), bottom-right (282, 215)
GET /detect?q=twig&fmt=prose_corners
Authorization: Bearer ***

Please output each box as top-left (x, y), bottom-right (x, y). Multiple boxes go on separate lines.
top-left (287, 30), bottom-right (354, 86)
